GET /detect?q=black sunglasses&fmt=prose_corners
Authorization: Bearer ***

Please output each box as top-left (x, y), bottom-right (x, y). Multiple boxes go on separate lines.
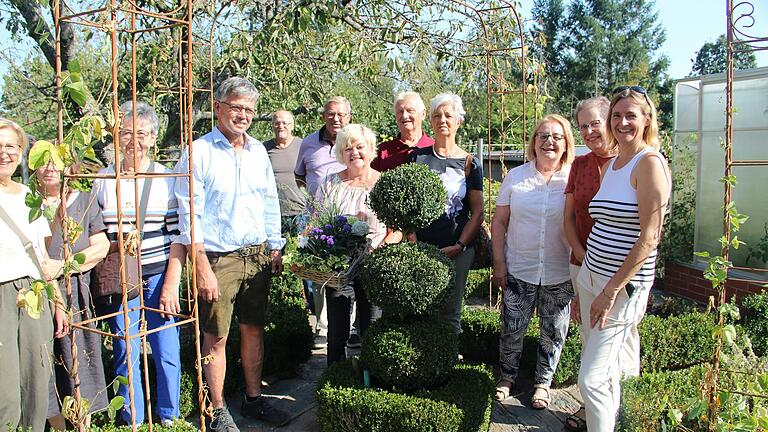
top-left (613, 85), bottom-right (647, 95)
top-left (613, 85), bottom-right (652, 106)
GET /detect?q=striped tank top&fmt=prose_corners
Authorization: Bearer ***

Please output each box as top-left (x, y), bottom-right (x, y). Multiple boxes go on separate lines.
top-left (584, 147), bottom-right (657, 284)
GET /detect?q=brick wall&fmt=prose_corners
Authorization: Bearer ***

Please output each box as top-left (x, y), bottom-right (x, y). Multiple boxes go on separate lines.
top-left (663, 260), bottom-right (766, 304)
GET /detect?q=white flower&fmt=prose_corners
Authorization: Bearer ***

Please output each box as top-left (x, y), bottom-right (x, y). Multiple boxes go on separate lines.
top-left (297, 235), bottom-right (308, 248)
top-left (351, 221), bottom-right (369, 237)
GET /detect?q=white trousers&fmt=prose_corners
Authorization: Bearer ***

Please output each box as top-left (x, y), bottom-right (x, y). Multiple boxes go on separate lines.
top-left (575, 266), bottom-right (650, 432)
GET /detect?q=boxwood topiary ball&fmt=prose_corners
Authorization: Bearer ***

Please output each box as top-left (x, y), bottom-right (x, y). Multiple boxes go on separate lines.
top-left (368, 163), bottom-right (446, 233)
top-left (361, 241), bottom-right (454, 319)
top-left (361, 318), bottom-right (458, 391)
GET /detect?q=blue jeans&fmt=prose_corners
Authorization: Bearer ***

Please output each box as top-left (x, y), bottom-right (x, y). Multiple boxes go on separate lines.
top-left (98, 272), bottom-right (181, 423)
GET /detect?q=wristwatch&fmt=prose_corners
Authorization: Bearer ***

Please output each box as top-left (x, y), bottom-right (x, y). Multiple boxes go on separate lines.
top-left (456, 240), bottom-right (467, 251)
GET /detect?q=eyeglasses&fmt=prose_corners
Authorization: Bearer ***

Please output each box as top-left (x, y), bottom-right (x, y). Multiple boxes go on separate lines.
top-left (119, 129), bottom-right (153, 141)
top-left (324, 111), bottom-right (350, 119)
top-left (536, 132), bottom-right (564, 141)
top-left (273, 121), bottom-right (293, 127)
top-left (613, 85), bottom-right (652, 106)
top-left (218, 101), bottom-right (256, 117)
top-left (579, 120), bottom-right (603, 133)
top-left (0, 144), bottom-right (21, 156)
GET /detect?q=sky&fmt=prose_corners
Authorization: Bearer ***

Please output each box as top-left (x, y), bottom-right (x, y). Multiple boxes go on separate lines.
top-left (519, 0), bottom-right (767, 80)
top-left (0, 0), bottom-right (766, 91)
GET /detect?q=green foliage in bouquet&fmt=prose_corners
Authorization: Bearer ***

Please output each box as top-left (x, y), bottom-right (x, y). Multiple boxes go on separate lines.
top-left (361, 241), bottom-right (454, 319)
top-left (368, 163), bottom-right (446, 233)
top-left (361, 318), bottom-right (458, 391)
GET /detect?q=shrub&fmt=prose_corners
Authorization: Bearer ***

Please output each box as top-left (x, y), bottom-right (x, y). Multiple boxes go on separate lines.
top-left (361, 242), bottom-right (454, 319)
top-left (618, 365), bottom-right (706, 432)
top-left (361, 318), bottom-right (458, 391)
top-left (317, 360), bottom-right (494, 432)
top-left (646, 292), bottom-right (700, 318)
top-left (464, 268), bottom-right (497, 301)
top-left (86, 420), bottom-right (197, 431)
top-left (638, 312), bottom-right (716, 372)
top-left (741, 291), bottom-right (768, 356)
top-left (368, 163), bottom-right (446, 233)
top-left (459, 307), bottom-right (500, 364)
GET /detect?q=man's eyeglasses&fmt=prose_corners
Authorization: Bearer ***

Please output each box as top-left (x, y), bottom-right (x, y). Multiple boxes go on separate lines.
top-left (219, 101), bottom-right (256, 117)
top-left (119, 129), bottom-right (153, 141)
top-left (273, 121), bottom-right (293, 127)
top-left (536, 132), bottom-right (565, 141)
top-left (324, 111), bottom-right (350, 119)
top-left (579, 120), bottom-right (603, 133)
top-left (0, 144), bottom-right (20, 156)
top-left (613, 85), bottom-right (652, 106)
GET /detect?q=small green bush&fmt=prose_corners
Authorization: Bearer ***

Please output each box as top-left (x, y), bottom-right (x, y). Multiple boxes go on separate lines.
top-left (317, 360), bottom-right (494, 432)
top-left (368, 163), bottom-right (446, 233)
top-left (646, 293), bottom-right (700, 318)
top-left (361, 318), bottom-right (458, 391)
top-left (362, 242), bottom-right (454, 319)
top-left (618, 365), bottom-right (706, 432)
top-left (464, 268), bottom-right (497, 301)
top-left (638, 312), bottom-right (716, 372)
top-left (459, 307), bottom-right (500, 364)
top-left (741, 291), bottom-right (768, 356)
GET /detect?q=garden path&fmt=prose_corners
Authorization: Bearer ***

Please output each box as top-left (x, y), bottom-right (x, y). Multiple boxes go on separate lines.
top-left (220, 345), bottom-right (584, 431)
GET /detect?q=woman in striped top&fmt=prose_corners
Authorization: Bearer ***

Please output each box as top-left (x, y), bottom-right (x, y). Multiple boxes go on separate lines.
top-left (93, 101), bottom-right (184, 425)
top-left (576, 87), bottom-right (671, 432)
top-left (315, 124), bottom-right (393, 365)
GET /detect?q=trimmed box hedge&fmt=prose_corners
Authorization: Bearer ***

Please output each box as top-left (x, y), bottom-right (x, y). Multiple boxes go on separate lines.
top-left (741, 291), bottom-right (768, 356)
top-left (317, 360), bottom-right (494, 432)
top-left (361, 318), bottom-right (458, 391)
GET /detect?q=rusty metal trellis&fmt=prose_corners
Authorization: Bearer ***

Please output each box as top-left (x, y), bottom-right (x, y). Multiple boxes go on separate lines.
top-left (706, 0), bottom-right (768, 428)
top-left (53, 1), bottom-right (207, 431)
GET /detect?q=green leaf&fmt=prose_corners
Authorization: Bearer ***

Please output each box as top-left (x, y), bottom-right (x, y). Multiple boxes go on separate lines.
top-left (27, 139), bottom-right (64, 170)
top-left (24, 290), bottom-right (42, 319)
top-left (718, 303), bottom-right (740, 321)
top-left (44, 281), bottom-right (54, 300)
top-left (107, 396), bottom-right (124, 420)
top-left (758, 373), bottom-right (768, 391)
top-left (694, 251), bottom-right (711, 259)
top-left (73, 253), bottom-right (86, 265)
top-left (116, 375), bottom-right (129, 386)
top-left (723, 324), bottom-right (737, 344)
top-left (68, 59), bottom-right (81, 74)
top-left (43, 204), bottom-right (57, 222)
top-left (28, 206), bottom-right (42, 223)
top-left (65, 81), bottom-right (88, 107)
top-left (25, 191), bottom-right (42, 209)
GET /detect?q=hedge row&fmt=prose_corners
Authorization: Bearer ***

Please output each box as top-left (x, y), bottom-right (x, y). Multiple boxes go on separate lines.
top-left (459, 305), bottom-right (717, 386)
top-left (741, 291), bottom-right (768, 357)
top-left (317, 360), bottom-right (494, 432)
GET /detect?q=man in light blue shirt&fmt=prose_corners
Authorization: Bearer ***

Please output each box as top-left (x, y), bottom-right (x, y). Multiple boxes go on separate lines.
top-left (175, 77), bottom-right (289, 431)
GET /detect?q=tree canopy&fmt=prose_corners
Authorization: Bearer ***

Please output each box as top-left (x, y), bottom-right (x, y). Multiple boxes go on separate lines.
top-left (690, 34), bottom-right (757, 76)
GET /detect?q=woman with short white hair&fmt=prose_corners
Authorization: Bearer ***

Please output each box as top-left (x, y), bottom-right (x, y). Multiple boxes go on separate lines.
top-left (409, 92), bottom-right (484, 335)
top-left (316, 124), bottom-right (390, 365)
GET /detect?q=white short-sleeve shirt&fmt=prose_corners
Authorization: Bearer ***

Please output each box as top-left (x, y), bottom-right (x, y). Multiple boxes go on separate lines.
top-left (0, 185), bottom-right (51, 282)
top-left (496, 161), bottom-right (571, 285)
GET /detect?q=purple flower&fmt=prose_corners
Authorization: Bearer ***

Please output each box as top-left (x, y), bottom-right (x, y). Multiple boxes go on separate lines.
top-left (325, 224), bottom-right (333, 229)
top-left (337, 215), bottom-right (348, 224)
top-left (327, 238), bottom-right (335, 246)
top-left (312, 227), bottom-right (323, 234)
top-left (320, 235), bottom-right (327, 240)
top-left (343, 224), bottom-right (351, 232)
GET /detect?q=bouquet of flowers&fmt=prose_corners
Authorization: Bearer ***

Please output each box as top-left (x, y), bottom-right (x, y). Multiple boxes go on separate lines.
top-left (288, 211), bottom-right (370, 287)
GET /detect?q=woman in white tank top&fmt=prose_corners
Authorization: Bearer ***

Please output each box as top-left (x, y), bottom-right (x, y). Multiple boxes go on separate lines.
top-left (575, 87), bottom-right (671, 432)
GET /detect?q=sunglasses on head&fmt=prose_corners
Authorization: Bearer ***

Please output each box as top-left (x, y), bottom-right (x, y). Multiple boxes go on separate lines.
top-left (613, 85), bottom-right (651, 106)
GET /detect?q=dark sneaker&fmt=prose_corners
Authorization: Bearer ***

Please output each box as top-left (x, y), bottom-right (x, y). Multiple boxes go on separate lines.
top-left (241, 395), bottom-right (291, 426)
top-left (346, 333), bottom-right (362, 349)
top-left (208, 407), bottom-right (239, 432)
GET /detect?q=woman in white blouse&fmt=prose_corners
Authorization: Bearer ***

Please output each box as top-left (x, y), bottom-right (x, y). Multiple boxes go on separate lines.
top-left (491, 114), bottom-right (575, 409)
top-left (0, 118), bottom-right (67, 432)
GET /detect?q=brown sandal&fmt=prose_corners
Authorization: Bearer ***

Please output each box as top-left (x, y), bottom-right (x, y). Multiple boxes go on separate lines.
top-left (495, 379), bottom-right (513, 401)
top-left (565, 406), bottom-right (587, 431)
top-left (531, 386), bottom-right (550, 410)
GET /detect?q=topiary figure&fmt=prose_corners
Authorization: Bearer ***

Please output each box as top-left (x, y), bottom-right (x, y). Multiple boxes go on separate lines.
top-left (368, 163), bottom-right (446, 233)
top-left (361, 241), bottom-right (454, 320)
top-left (361, 319), bottom-right (458, 391)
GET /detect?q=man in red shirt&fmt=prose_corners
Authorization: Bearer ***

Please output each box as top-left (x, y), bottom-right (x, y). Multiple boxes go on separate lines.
top-left (371, 91), bottom-right (434, 172)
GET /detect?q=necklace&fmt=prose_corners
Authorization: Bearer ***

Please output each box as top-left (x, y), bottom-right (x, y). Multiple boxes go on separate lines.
top-left (432, 146), bottom-right (464, 159)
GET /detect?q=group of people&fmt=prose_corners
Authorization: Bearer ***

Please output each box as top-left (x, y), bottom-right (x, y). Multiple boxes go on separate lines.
top-left (0, 75), bottom-right (669, 432)
top-left (490, 88), bottom-right (670, 432)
